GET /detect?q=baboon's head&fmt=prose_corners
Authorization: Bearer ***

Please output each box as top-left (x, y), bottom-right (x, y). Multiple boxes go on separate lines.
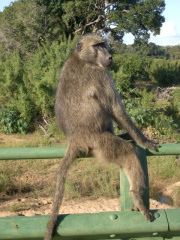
top-left (76, 34), bottom-right (112, 68)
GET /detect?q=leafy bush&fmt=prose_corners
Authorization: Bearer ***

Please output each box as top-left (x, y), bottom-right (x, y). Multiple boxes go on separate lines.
top-left (111, 53), bottom-right (151, 93)
top-left (111, 67), bottom-right (132, 92)
top-left (150, 59), bottom-right (180, 86)
top-left (0, 36), bottom-right (76, 127)
top-left (122, 90), bottom-right (179, 136)
top-left (123, 98), bottom-right (157, 128)
top-left (0, 50), bottom-right (24, 108)
top-left (0, 108), bottom-right (29, 134)
top-left (122, 53), bottom-right (150, 80)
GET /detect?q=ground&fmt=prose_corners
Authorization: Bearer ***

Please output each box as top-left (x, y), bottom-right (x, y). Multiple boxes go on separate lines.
top-left (0, 197), bottom-right (172, 217)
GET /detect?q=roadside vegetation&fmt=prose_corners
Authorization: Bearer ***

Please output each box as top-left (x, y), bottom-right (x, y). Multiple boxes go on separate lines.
top-left (0, 0), bottom-right (179, 210)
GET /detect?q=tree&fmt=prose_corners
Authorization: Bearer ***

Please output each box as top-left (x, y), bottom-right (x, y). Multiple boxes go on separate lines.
top-left (0, 0), bottom-right (48, 54)
top-left (0, 0), bottom-right (165, 54)
top-left (38, 0), bottom-right (165, 43)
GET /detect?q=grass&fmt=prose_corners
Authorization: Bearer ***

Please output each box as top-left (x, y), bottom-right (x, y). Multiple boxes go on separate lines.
top-left (148, 155), bottom-right (180, 207)
top-left (173, 187), bottom-right (180, 207)
top-left (0, 203), bottom-right (36, 212)
top-left (148, 155), bottom-right (180, 181)
top-left (65, 159), bottom-right (119, 199)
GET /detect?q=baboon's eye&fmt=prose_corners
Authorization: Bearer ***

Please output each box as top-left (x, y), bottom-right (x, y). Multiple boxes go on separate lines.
top-left (94, 42), bottom-right (106, 49)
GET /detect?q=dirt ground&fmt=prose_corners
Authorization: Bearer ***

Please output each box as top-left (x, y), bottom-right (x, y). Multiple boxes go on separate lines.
top-left (0, 197), bottom-right (172, 217)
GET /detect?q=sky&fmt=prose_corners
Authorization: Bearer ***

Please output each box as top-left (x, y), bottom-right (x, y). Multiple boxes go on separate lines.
top-left (0, 0), bottom-right (180, 46)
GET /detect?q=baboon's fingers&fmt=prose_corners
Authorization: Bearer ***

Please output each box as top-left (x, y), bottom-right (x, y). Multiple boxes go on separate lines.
top-left (140, 138), bottom-right (160, 152)
top-left (130, 206), bottom-right (139, 211)
top-left (143, 209), bottom-right (154, 222)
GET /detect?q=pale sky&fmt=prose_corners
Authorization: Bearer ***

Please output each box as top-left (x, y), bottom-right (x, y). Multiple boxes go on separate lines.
top-left (123, 0), bottom-right (180, 46)
top-left (0, 0), bottom-right (180, 46)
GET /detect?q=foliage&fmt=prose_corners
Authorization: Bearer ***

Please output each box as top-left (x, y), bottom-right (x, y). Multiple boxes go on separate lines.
top-left (171, 88), bottom-right (180, 109)
top-left (111, 0), bottom-right (165, 43)
top-left (0, 0), bottom-right (48, 55)
top-left (0, 0), bottom-right (165, 54)
top-left (111, 67), bottom-right (132, 93)
top-left (121, 54), bottom-right (150, 79)
top-left (123, 97), bottom-right (157, 128)
top-left (111, 53), bottom-right (151, 92)
top-left (112, 42), bottom-right (180, 60)
top-left (0, 50), bottom-right (24, 107)
top-left (0, 0), bottom-right (179, 139)
top-left (0, 36), bottom-right (75, 126)
top-left (0, 108), bottom-right (29, 134)
top-left (23, 37), bottom-right (73, 118)
top-left (122, 90), bottom-right (179, 136)
top-left (150, 59), bottom-right (180, 86)
top-left (145, 42), bottom-right (166, 58)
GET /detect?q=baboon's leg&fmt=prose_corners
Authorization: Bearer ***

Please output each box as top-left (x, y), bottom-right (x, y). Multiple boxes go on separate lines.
top-left (92, 132), bottom-right (152, 221)
top-left (122, 155), bottom-right (153, 222)
top-left (44, 145), bottom-right (78, 240)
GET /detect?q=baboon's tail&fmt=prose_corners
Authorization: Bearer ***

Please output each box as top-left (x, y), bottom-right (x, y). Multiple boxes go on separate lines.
top-left (44, 146), bottom-right (78, 240)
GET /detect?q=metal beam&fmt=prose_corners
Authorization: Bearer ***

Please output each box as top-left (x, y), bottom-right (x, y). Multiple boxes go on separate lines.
top-left (146, 143), bottom-right (180, 156)
top-left (1, 209), bottom-right (180, 240)
top-left (0, 144), bottom-right (180, 160)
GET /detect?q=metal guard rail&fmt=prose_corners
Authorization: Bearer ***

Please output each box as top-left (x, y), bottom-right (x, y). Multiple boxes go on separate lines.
top-left (0, 143), bottom-right (180, 240)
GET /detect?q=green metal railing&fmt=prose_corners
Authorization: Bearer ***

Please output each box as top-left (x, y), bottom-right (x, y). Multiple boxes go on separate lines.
top-left (0, 144), bottom-right (179, 160)
top-left (0, 143), bottom-right (180, 239)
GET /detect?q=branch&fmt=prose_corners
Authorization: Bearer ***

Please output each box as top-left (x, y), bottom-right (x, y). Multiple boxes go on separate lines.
top-left (75, 14), bottom-right (106, 34)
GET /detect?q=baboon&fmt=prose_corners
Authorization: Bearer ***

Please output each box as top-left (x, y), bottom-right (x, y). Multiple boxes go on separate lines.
top-left (44, 34), bottom-right (159, 240)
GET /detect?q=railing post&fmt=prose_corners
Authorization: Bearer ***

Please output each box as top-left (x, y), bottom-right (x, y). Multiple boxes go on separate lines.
top-left (120, 146), bottom-right (150, 211)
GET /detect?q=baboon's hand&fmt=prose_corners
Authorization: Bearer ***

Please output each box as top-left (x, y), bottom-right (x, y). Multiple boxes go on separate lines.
top-left (141, 138), bottom-right (160, 152)
top-left (143, 209), bottom-right (154, 222)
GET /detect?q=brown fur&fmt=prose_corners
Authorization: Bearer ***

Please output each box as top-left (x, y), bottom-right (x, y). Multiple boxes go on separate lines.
top-left (44, 34), bottom-right (158, 240)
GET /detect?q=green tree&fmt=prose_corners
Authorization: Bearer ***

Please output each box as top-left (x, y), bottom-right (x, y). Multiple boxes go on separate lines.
top-left (0, 0), bottom-right (165, 55)
top-left (38, 0), bottom-right (165, 43)
top-left (145, 42), bottom-right (165, 57)
top-left (0, 0), bottom-right (48, 54)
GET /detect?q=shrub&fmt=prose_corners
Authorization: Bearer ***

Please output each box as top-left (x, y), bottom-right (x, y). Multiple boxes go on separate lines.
top-left (111, 67), bottom-right (132, 92)
top-left (150, 59), bottom-right (180, 86)
top-left (123, 98), bottom-right (157, 128)
top-left (0, 108), bottom-right (29, 134)
top-left (111, 53), bottom-right (151, 94)
top-left (0, 36), bottom-right (76, 127)
top-left (122, 90), bottom-right (179, 136)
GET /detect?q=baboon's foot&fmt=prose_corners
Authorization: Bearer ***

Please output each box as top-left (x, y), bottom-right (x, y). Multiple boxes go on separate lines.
top-left (130, 191), bottom-right (153, 222)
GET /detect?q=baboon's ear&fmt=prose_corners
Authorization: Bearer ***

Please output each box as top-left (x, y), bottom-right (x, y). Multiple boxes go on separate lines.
top-left (76, 42), bottom-right (82, 52)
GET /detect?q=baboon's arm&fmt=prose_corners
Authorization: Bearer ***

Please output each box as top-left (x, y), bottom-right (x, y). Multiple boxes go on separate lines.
top-left (112, 101), bottom-right (159, 151)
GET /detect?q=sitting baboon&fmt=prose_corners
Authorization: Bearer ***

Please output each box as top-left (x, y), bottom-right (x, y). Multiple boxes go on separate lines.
top-left (44, 33), bottom-right (159, 240)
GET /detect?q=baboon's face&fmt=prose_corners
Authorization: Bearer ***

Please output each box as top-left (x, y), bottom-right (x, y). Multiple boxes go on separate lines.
top-left (93, 42), bottom-right (113, 68)
top-left (76, 34), bottom-right (113, 68)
